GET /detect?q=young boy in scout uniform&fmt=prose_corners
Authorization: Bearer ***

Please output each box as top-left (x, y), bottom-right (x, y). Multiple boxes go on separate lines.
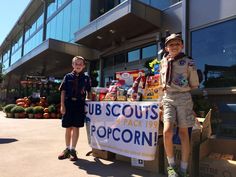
top-left (160, 34), bottom-right (199, 177)
top-left (58, 56), bottom-right (91, 161)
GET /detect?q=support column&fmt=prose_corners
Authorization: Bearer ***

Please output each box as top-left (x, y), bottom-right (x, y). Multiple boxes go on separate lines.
top-left (99, 57), bottom-right (104, 87)
top-left (42, 0), bottom-right (48, 41)
top-left (182, 0), bottom-right (189, 54)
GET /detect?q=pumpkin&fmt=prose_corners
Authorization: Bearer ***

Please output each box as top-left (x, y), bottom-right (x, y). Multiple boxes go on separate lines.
top-left (16, 98), bottom-right (25, 104)
top-left (43, 113), bottom-right (50, 119)
top-left (50, 113), bottom-right (56, 118)
top-left (44, 108), bottom-right (49, 113)
top-left (17, 102), bottom-right (25, 107)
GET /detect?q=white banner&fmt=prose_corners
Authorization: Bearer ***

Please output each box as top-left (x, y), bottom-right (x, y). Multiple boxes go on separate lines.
top-left (85, 101), bottom-right (160, 160)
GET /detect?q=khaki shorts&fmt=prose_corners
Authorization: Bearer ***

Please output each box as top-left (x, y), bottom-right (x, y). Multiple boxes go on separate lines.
top-left (162, 92), bottom-right (195, 128)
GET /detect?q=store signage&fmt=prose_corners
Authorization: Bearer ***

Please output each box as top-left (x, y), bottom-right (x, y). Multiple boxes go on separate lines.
top-left (85, 101), bottom-right (160, 160)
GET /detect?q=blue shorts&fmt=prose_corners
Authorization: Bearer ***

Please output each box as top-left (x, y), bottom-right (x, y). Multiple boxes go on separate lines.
top-left (62, 99), bottom-right (85, 128)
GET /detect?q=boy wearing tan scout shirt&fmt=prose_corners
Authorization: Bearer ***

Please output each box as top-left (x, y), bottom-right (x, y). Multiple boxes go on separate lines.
top-left (160, 34), bottom-right (199, 177)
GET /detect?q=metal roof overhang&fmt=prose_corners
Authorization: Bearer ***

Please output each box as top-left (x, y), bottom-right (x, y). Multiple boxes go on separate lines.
top-left (5, 39), bottom-right (99, 79)
top-left (75, 0), bottom-right (162, 50)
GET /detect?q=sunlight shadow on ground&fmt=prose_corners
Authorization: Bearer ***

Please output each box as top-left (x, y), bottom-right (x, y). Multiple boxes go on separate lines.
top-left (73, 157), bottom-right (157, 177)
top-left (0, 138), bottom-right (18, 144)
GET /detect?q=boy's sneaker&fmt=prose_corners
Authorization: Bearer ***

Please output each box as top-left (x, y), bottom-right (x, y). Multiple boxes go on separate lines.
top-left (70, 149), bottom-right (78, 161)
top-left (58, 148), bottom-right (70, 160)
top-left (167, 166), bottom-right (179, 177)
top-left (179, 171), bottom-right (189, 177)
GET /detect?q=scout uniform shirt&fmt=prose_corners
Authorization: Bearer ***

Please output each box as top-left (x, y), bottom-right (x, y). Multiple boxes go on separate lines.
top-left (160, 53), bottom-right (199, 93)
top-left (59, 71), bottom-right (91, 101)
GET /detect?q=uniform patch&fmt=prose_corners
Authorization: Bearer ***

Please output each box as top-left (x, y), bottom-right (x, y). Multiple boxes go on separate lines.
top-left (179, 60), bottom-right (186, 66)
top-left (173, 74), bottom-right (188, 87)
top-left (188, 60), bottom-right (195, 66)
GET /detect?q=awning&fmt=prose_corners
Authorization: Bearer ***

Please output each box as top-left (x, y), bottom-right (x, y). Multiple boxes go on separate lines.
top-left (5, 38), bottom-right (99, 78)
top-left (75, 0), bottom-right (162, 50)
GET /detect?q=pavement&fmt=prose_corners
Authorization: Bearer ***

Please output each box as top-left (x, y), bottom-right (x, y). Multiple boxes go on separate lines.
top-left (0, 111), bottom-right (166, 177)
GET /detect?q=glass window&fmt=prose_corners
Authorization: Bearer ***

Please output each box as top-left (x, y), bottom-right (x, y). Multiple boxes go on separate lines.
top-left (80, 0), bottom-right (91, 29)
top-left (47, 1), bottom-right (57, 18)
top-left (25, 28), bottom-right (30, 40)
top-left (24, 29), bottom-right (43, 55)
top-left (128, 49), bottom-right (140, 62)
top-left (62, 4), bottom-right (71, 41)
top-left (37, 14), bottom-right (44, 28)
top-left (31, 22), bottom-right (37, 34)
top-left (191, 19), bottom-right (236, 88)
top-left (70, 0), bottom-right (80, 40)
top-left (46, 0), bottom-right (90, 42)
top-left (3, 59), bottom-right (9, 70)
top-left (11, 49), bottom-right (22, 65)
top-left (142, 44), bottom-right (157, 59)
top-left (55, 10), bottom-right (63, 40)
top-left (104, 56), bottom-right (114, 68)
top-left (115, 53), bottom-right (126, 65)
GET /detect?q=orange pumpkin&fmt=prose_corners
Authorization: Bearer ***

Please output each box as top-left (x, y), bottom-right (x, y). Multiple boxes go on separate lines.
top-left (44, 108), bottom-right (49, 113)
top-left (43, 113), bottom-right (49, 119)
top-left (50, 113), bottom-right (56, 118)
top-left (23, 104), bottom-right (29, 108)
top-left (16, 98), bottom-right (25, 104)
top-left (17, 102), bottom-right (25, 107)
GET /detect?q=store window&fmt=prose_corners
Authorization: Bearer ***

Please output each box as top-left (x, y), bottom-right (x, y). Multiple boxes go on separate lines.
top-left (191, 19), bottom-right (236, 88)
top-left (104, 56), bottom-right (114, 68)
top-left (128, 49), bottom-right (140, 63)
top-left (115, 53), bottom-right (126, 65)
top-left (142, 44), bottom-right (157, 59)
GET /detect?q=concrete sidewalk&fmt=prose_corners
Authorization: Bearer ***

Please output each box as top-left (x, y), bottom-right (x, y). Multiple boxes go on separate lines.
top-left (0, 111), bottom-right (165, 177)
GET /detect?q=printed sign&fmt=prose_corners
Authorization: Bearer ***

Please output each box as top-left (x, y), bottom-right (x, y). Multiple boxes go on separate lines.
top-left (85, 101), bottom-right (160, 160)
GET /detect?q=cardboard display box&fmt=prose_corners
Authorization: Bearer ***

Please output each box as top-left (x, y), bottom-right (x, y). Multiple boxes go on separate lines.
top-left (196, 109), bottom-right (212, 142)
top-left (116, 136), bottom-right (164, 174)
top-left (92, 148), bottom-right (115, 160)
top-left (199, 138), bottom-right (236, 177)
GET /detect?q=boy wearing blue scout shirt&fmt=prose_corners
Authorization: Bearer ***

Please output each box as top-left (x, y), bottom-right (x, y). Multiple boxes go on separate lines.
top-left (160, 34), bottom-right (199, 177)
top-left (58, 56), bottom-right (91, 161)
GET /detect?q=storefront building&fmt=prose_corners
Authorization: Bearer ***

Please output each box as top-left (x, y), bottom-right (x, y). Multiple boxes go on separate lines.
top-left (0, 0), bottom-right (236, 126)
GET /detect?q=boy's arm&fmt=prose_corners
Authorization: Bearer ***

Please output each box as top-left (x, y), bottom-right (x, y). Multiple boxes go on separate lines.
top-left (188, 59), bottom-right (200, 89)
top-left (59, 76), bottom-right (66, 114)
top-left (60, 91), bottom-right (66, 114)
top-left (86, 91), bottom-right (92, 100)
top-left (86, 76), bottom-right (92, 100)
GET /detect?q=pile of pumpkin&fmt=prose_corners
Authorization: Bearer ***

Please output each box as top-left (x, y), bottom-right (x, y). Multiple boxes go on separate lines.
top-left (3, 97), bottom-right (61, 119)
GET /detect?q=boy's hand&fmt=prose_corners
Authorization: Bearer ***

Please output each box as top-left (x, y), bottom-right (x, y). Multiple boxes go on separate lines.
top-left (60, 105), bottom-right (66, 115)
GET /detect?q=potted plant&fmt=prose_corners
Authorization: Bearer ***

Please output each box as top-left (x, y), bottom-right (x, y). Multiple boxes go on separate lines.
top-left (3, 104), bottom-right (16, 118)
top-left (11, 106), bottom-right (25, 118)
top-left (33, 106), bottom-right (44, 118)
top-left (25, 107), bottom-right (34, 118)
top-left (48, 104), bottom-right (57, 118)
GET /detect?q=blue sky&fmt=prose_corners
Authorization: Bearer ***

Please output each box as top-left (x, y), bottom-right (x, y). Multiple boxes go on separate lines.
top-left (0, 0), bottom-right (31, 45)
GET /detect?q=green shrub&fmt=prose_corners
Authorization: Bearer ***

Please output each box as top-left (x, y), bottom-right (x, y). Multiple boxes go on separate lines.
top-left (11, 106), bottom-right (25, 113)
top-left (3, 104), bottom-right (16, 113)
top-left (48, 104), bottom-right (56, 113)
top-left (33, 106), bottom-right (44, 114)
top-left (25, 107), bottom-right (34, 114)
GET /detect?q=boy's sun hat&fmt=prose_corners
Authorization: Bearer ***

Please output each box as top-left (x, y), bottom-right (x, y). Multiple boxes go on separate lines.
top-left (165, 33), bottom-right (183, 46)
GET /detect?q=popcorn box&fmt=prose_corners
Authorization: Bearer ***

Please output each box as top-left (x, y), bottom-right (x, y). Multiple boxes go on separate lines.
top-left (116, 70), bottom-right (145, 87)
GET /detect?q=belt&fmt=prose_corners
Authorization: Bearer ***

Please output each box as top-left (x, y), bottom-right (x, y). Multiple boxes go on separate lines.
top-left (65, 97), bottom-right (78, 101)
